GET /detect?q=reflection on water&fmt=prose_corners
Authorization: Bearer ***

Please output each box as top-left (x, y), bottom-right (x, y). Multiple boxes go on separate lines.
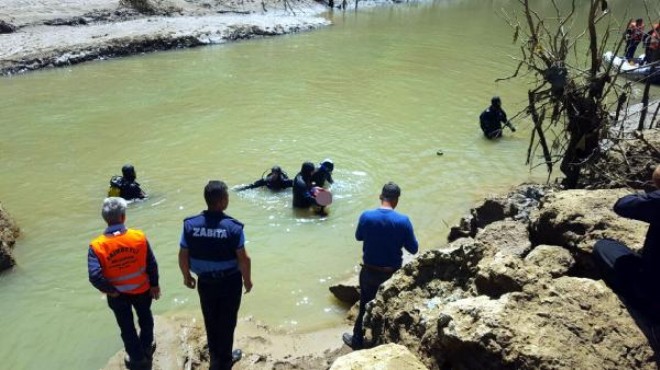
top-left (1, 1), bottom-right (657, 369)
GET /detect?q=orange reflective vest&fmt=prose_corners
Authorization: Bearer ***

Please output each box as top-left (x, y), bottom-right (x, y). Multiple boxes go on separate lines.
top-left (90, 229), bottom-right (150, 294)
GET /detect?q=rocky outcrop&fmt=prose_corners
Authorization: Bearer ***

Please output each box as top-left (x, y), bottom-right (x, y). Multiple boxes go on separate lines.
top-left (448, 185), bottom-right (550, 242)
top-left (529, 188), bottom-right (645, 277)
top-left (330, 343), bottom-right (428, 370)
top-left (363, 186), bottom-right (656, 369)
top-left (0, 202), bottom-right (20, 272)
top-left (329, 275), bottom-right (360, 305)
top-left (0, 20), bottom-right (17, 34)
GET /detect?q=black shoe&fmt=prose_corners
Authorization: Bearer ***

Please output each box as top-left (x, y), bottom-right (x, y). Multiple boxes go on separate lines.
top-left (143, 342), bottom-right (156, 360)
top-left (231, 349), bottom-right (242, 364)
top-left (124, 354), bottom-right (149, 369)
top-left (342, 333), bottom-right (362, 350)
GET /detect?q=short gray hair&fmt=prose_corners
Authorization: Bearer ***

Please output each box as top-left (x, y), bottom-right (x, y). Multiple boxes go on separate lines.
top-left (102, 197), bottom-right (127, 225)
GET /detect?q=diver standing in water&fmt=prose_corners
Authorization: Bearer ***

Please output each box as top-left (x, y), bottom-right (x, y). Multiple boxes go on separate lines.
top-left (312, 159), bottom-right (334, 188)
top-left (479, 96), bottom-right (516, 139)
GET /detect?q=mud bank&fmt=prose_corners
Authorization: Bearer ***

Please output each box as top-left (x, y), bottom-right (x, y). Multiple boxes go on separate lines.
top-left (0, 0), bottom-right (407, 76)
top-left (0, 202), bottom-right (20, 272)
top-left (0, 11), bottom-right (330, 76)
top-left (102, 315), bottom-right (353, 369)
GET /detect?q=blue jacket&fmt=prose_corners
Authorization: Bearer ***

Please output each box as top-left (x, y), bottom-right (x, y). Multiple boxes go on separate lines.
top-left (356, 208), bottom-right (418, 269)
top-left (613, 190), bottom-right (660, 279)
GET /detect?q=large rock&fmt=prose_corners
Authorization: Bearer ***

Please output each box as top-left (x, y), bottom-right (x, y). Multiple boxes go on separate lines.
top-left (0, 20), bottom-right (17, 34)
top-left (369, 275), bottom-right (654, 369)
top-left (330, 275), bottom-right (360, 305)
top-left (524, 244), bottom-right (575, 278)
top-left (330, 343), bottom-right (428, 370)
top-left (449, 185), bottom-right (550, 242)
top-left (364, 187), bottom-right (656, 369)
top-left (0, 202), bottom-right (20, 272)
top-left (530, 188), bottom-right (646, 276)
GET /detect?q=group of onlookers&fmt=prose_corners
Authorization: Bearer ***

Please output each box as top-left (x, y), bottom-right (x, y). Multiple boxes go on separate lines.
top-left (93, 159), bottom-right (419, 369)
top-left (624, 18), bottom-right (660, 64)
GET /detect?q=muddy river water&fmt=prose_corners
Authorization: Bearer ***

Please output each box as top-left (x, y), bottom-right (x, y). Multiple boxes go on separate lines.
top-left (0, 0), bottom-right (656, 368)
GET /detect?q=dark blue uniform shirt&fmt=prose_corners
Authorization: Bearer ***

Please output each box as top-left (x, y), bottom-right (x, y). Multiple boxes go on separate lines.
top-left (180, 211), bottom-right (245, 275)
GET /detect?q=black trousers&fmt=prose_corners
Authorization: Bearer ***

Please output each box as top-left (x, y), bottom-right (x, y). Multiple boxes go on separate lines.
top-left (352, 266), bottom-right (393, 348)
top-left (107, 291), bottom-right (154, 362)
top-left (625, 40), bottom-right (640, 60)
top-left (197, 272), bottom-right (243, 370)
top-left (592, 239), bottom-right (660, 320)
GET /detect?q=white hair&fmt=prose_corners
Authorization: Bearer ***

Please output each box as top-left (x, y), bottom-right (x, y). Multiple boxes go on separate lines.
top-left (102, 197), bottom-right (127, 225)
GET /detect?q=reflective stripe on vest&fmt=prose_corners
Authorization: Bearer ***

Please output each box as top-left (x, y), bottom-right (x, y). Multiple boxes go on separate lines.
top-left (90, 229), bottom-right (150, 294)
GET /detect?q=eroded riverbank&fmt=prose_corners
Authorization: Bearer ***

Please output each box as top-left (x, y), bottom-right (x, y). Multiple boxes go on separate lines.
top-left (0, 0), bottom-right (338, 75)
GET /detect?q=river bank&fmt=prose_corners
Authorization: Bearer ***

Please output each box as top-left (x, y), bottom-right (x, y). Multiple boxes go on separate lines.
top-left (0, 0), bottom-right (412, 76)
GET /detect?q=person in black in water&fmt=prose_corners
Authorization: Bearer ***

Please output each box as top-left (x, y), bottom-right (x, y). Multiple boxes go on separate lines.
top-left (311, 159), bottom-right (334, 188)
top-left (479, 96), bottom-right (516, 139)
top-left (108, 164), bottom-right (146, 201)
top-left (236, 166), bottom-right (293, 191)
top-left (292, 162), bottom-right (319, 209)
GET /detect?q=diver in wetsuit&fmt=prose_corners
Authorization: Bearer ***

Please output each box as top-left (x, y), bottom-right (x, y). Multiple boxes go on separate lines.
top-left (108, 164), bottom-right (146, 201)
top-left (236, 166), bottom-right (293, 191)
top-left (312, 159), bottom-right (334, 188)
top-left (292, 162), bottom-right (319, 208)
top-left (479, 96), bottom-right (516, 139)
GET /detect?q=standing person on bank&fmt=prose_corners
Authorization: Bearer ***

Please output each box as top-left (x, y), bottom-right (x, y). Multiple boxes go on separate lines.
top-left (342, 182), bottom-right (418, 350)
top-left (178, 180), bottom-right (253, 370)
top-left (88, 197), bottom-right (160, 369)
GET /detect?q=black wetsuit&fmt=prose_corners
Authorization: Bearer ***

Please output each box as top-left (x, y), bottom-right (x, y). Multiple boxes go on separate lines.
top-left (292, 173), bottom-right (316, 208)
top-left (239, 174), bottom-right (293, 191)
top-left (110, 176), bottom-right (145, 201)
top-left (479, 106), bottom-right (508, 139)
top-left (312, 168), bottom-right (334, 187)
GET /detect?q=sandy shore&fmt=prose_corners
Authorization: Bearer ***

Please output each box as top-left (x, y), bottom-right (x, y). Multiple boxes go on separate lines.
top-left (0, 0), bottom-right (337, 76)
top-left (103, 315), bottom-right (354, 369)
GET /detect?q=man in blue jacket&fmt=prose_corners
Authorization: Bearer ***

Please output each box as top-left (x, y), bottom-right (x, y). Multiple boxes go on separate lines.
top-left (342, 182), bottom-right (418, 350)
top-left (593, 165), bottom-right (660, 320)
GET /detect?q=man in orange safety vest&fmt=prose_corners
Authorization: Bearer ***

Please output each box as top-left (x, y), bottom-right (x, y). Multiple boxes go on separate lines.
top-left (88, 197), bottom-right (160, 369)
